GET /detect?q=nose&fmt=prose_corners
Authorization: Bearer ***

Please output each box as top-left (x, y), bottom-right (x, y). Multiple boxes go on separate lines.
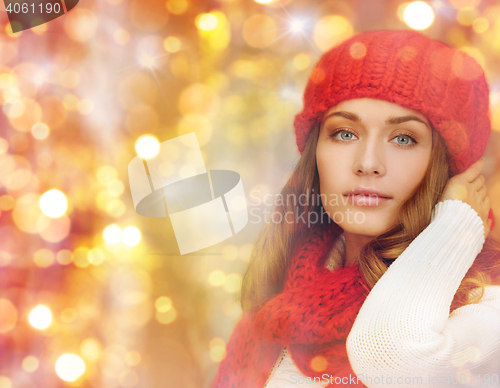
top-left (352, 137), bottom-right (386, 176)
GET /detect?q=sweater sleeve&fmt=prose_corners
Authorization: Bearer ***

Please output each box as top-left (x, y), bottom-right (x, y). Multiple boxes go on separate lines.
top-left (346, 199), bottom-right (500, 388)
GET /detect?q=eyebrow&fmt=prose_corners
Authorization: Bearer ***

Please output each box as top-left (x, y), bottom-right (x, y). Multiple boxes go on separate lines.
top-left (324, 111), bottom-right (429, 128)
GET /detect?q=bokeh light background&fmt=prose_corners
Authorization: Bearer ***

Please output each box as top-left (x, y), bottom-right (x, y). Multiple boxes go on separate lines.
top-left (1, 0), bottom-right (500, 387)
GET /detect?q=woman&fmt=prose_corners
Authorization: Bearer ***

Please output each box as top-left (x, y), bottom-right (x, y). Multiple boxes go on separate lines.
top-left (211, 30), bottom-right (500, 388)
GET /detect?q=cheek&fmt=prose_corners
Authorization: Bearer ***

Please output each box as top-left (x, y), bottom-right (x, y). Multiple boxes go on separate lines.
top-left (316, 148), bottom-right (344, 190)
top-left (394, 156), bottom-right (430, 197)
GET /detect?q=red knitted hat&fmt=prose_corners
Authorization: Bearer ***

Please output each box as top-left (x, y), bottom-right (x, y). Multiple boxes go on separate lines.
top-left (294, 29), bottom-right (491, 177)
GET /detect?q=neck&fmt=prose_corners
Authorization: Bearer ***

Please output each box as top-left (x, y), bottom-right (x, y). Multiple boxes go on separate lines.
top-left (342, 230), bottom-right (374, 267)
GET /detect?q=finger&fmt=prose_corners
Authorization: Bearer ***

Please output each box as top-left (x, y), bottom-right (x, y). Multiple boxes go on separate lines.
top-left (471, 174), bottom-right (485, 191)
top-left (478, 185), bottom-right (487, 199)
top-left (484, 196), bottom-right (491, 212)
top-left (461, 159), bottom-right (484, 183)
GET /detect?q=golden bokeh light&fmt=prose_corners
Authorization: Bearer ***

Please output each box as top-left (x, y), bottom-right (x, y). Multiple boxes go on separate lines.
top-left (103, 224), bottom-right (122, 244)
top-left (310, 355), bottom-right (328, 372)
top-left (223, 273), bottom-right (242, 293)
top-left (31, 122), bottom-right (50, 140)
top-left (58, 70), bottom-right (80, 89)
top-left (73, 247), bottom-right (90, 268)
top-left (222, 245), bottom-right (238, 261)
top-left (472, 17), bottom-right (489, 33)
top-left (55, 354), bottom-right (86, 382)
top-left (155, 306), bottom-right (177, 324)
top-left (178, 83), bottom-right (220, 117)
top-left (37, 214), bottom-right (71, 243)
top-left (80, 338), bottom-right (102, 362)
top-left (2, 98), bottom-right (24, 119)
top-left (209, 338), bottom-right (226, 362)
top-left (77, 99), bottom-right (94, 115)
top-left (350, 42), bottom-right (367, 59)
top-left (96, 166), bottom-right (118, 185)
top-left (138, 53), bottom-right (157, 68)
top-left (88, 248), bottom-right (105, 265)
top-left (9, 98), bottom-right (43, 132)
top-left (0, 251), bottom-right (11, 267)
top-left (177, 114), bottom-right (213, 146)
top-left (39, 189), bottom-right (68, 218)
top-left (242, 14), bottom-right (277, 49)
top-left (107, 179), bottom-right (125, 197)
top-left (0, 195), bottom-right (15, 211)
top-left (0, 137), bottom-right (8, 154)
top-left (22, 356), bottom-right (39, 373)
top-left (5, 169), bottom-right (32, 192)
top-left (125, 351), bottom-right (141, 366)
top-left (28, 305), bottom-right (52, 330)
top-left (166, 0), bottom-right (189, 15)
top-left (114, 28), bottom-right (130, 45)
top-left (155, 296), bottom-right (173, 312)
top-left (292, 53), bottom-right (310, 70)
top-left (457, 7), bottom-right (478, 26)
top-left (64, 8), bottom-right (98, 42)
top-left (12, 193), bottom-right (42, 234)
top-left (208, 270), bottom-right (226, 286)
top-left (62, 94), bottom-right (79, 110)
top-left (56, 250), bottom-right (73, 265)
top-left (313, 15), bottom-right (353, 52)
top-left (135, 135), bottom-right (160, 159)
top-left (163, 36), bottom-right (182, 53)
top-left (403, 1), bottom-right (435, 30)
top-left (0, 376), bottom-right (12, 388)
top-left (33, 248), bottom-right (55, 268)
top-left (239, 243), bottom-right (253, 262)
top-left (106, 198), bottom-right (126, 218)
top-left (121, 226), bottom-right (141, 247)
top-left (196, 13), bottom-right (219, 31)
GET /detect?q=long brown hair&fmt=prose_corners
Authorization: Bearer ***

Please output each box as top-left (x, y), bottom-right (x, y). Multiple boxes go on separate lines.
top-left (241, 123), bottom-right (500, 313)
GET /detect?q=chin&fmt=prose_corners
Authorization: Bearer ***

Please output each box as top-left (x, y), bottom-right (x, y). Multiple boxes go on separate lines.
top-left (324, 207), bottom-right (397, 237)
top-left (337, 214), bottom-right (394, 237)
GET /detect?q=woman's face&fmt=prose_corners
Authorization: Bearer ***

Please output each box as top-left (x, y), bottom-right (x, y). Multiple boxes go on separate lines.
top-left (316, 98), bottom-right (433, 241)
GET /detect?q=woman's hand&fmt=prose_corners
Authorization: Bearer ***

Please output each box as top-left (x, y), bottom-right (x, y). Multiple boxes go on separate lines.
top-left (439, 159), bottom-right (492, 239)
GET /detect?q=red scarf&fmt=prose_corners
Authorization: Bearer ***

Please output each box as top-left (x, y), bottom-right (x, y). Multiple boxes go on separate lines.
top-left (211, 224), bottom-right (370, 388)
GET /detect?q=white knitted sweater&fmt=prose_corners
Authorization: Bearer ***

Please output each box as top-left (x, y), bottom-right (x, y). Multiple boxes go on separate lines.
top-left (264, 200), bottom-right (500, 388)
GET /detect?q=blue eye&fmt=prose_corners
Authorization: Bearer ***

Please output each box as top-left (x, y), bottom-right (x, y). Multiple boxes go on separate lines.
top-left (330, 129), bottom-right (357, 141)
top-left (395, 136), bottom-right (411, 144)
top-left (340, 132), bottom-right (354, 140)
top-left (392, 134), bottom-right (417, 147)
top-left (329, 129), bottom-right (418, 148)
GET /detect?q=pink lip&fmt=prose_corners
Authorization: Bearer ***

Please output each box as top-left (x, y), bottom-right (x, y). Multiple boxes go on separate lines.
top-left (343, 187), bottom-right (392, 198)
top-left (343, 187), bottom-right (392, 207)
top-left (346, 195), bottom-right (391, 207)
